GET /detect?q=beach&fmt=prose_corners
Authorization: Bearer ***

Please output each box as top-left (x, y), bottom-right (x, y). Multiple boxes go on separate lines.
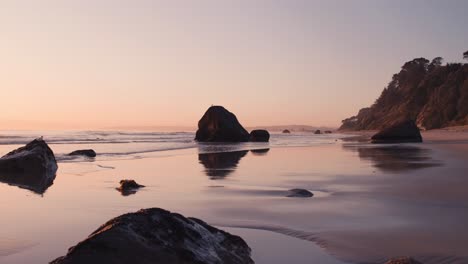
top-left (0, 130), bottom-right (467, 263)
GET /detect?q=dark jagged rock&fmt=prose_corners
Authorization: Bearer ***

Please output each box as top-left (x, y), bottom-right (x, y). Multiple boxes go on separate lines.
top-left (340, 57), bottom-right (468, 131)
top-left (282, 129), bottom-right (291, 134)
top-left (324, 130), bottom-right (333, 134)
top-left (116, 179), bottom-right (145, 196)
top-left (371, 120), bottom-right (422, 143)
top-left (286, 189), bottom-right (313, 198)
top-left (314, 130), bottom-right (321, 134)
top-left (198, 151), bottom-right (248, 179)
top-left (249, 129), bottom-right (270, 142)
top-left (195, 106), bottom-right (249, 142)
top-left (384, 257), bottom-right (423, 264)
top-left (68, 149), bottom-right (96, 158)
top-left (0, 138), bottom-right (58, 194)
top-left (50, 208), bottom-right (253, 264)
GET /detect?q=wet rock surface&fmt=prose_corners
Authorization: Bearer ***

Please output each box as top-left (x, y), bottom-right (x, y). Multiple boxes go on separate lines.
top-left (50, 208), bottom-right (254, 264)
top-left (384, 257), bottom-right (422, 264)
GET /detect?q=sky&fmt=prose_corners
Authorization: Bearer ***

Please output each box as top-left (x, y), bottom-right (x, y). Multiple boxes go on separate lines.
top-left (0, 0), bottom-right (467, 130)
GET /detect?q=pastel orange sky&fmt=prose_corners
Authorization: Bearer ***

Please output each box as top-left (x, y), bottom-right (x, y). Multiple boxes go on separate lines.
top-left (1, 1), bottom-right (467, 130)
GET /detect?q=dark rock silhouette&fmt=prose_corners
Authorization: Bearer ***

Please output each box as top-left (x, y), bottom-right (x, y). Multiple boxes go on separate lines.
top-left (50, 208), bottom-right (253, 264)
top-left (286, 189), bottom-right (313, 198)
top-left (68, 149), bottom-right (96, 158)
top-left (282, 129), bottom-right (291, 134)
top-left (340, 57), bottom-right (468, 130)
top-left (116, 179), bottom-right (145, 196)
top-left (384, 257), bottom-right (422, 264)
top-left (195, 106), bottom-right (249, 142)
top-left (250, 148), bottom-right (270, 156)
top-left (0, 138), bottom-right (57, 194)
top-left (371, 120), bottom-right (422, 143)
top-left (198, 150), bottom-right (248, 179)
top-left (249, 129), bottom-right (270, 142)
top-left (324, 130), bottom-right (333, 134)
top-left (314, 130), bottom-right (321, 134)
top-left (342, 144), bottom-right (441, 173)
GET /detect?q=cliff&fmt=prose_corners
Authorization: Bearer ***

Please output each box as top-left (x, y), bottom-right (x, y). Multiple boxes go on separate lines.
top-left (340, 57), bottom-right (468, 130)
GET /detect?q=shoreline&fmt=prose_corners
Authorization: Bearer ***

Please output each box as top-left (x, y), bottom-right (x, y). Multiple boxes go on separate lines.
top-left (1, 131), bottom-right (468, 263)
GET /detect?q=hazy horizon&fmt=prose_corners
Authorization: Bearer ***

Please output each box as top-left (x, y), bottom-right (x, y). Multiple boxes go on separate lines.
top-left (1, 0), bottom-right (467, 130)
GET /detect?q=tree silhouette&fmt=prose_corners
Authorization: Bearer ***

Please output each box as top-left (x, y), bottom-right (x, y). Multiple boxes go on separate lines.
top-left (431, 57), bottom-right (443, 67)
top-left (464, 50), bottom-right (468, 61)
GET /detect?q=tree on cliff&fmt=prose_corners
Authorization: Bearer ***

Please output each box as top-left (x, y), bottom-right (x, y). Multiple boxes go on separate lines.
top-left (464, 50), bottom-right (468, 61)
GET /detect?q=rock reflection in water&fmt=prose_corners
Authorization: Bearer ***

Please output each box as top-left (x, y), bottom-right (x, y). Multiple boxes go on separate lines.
top-left (343, 144), bottom-right (442, 172)
top-left (198, 150), bottom-right (248, 179)
top-left (0, 172), bottom-right (55, 194)
top-left (250, 148), bottom-right (270, 156)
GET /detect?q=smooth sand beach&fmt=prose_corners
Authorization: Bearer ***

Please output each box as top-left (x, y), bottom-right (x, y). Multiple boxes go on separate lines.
top-left (0, 130), bottom-right (467, 263)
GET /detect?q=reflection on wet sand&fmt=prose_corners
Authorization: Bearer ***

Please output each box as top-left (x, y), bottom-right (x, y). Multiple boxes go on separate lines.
top-left (343, 144), bottom-right (442, 172)
top-left (250, 148), bottom-right (270, 156)
top-left (0, 172), bottom-right (54, 194)
top-left (199, 149), bottom-right (270, 179)
top-left (198, 150), bottom-right (248, 179)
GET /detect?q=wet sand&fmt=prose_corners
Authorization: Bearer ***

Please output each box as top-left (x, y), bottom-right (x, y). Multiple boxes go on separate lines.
top-left (0, 131), bottom-right (468, 263)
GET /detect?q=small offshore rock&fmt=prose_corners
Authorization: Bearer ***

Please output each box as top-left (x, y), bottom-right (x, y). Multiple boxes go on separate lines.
top-left (314, 130), bottom-right (321, 134)
top-left (282, 129), bottom-right (291, 134)
top-left (68, 149), bottom-right (97, 158)
top-left (287, 188), bottom-right (314, 198)
top-left (249, 129), bottom-right (270, 142)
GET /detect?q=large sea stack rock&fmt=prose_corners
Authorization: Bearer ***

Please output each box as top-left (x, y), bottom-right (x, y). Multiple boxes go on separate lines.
top-left (249, 129), bottom-right (270, 142)
top-left (0, 138), bottom-right (58, 194)
top-left (195, 106), bottom-right (249, 142)
top-left (371, 120), bottom-right (422, 143)
top-left (51, 208), bottom-right (254, 264)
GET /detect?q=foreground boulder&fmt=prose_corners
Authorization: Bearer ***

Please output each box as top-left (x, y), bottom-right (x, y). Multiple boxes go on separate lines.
top-left (68, 149), bottom-right (96, 158)
top-left (0, 138), bottom-right (57, 194)
top-left (195, 106), bottom-right (249, 142)
top-left (51, 208), bottom-right (253, 264)
top-left (371, 120), bottom-right (423, 143)
top-left (384, 257), bottom-right (422, 264)
top-left (249, 129), bottom-right (270, 142)
top-left (117, 179), bottom-right (144, 196)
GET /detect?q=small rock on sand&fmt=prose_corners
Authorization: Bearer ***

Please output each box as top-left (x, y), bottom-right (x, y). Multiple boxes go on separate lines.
top-left (116, 179), bottom-right (144, 195)
top-left (287, 188), bottom-right (314, 198)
